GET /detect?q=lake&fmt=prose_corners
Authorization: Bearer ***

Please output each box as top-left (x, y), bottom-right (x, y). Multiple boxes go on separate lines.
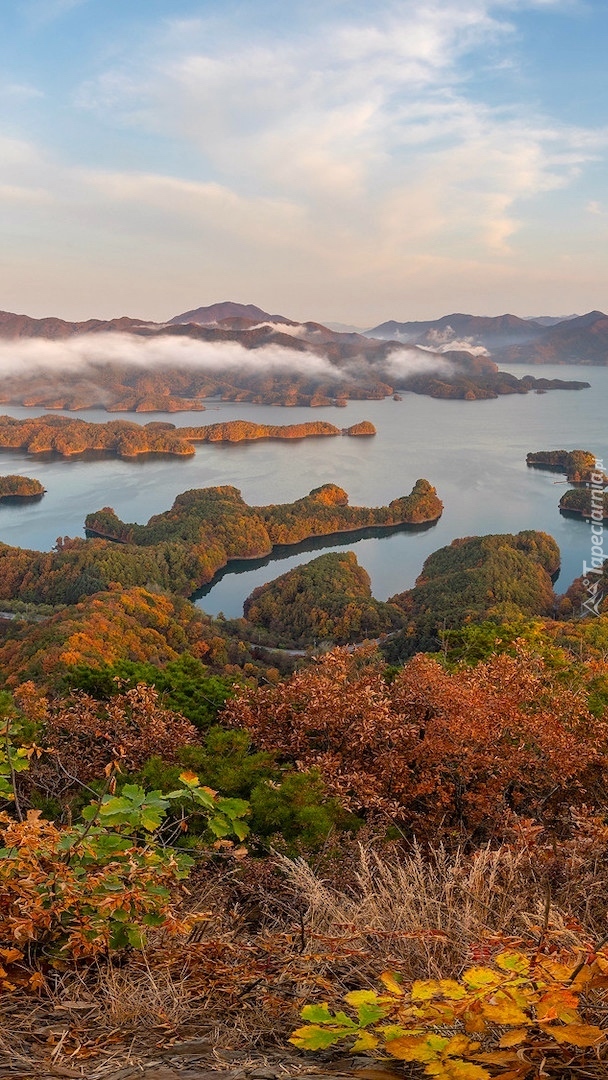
top-left (0, 363), bottom-right (605, 616)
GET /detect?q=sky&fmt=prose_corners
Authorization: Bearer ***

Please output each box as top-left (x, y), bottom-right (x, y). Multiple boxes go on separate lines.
top-left (0, 0), bottom-right (607, 325)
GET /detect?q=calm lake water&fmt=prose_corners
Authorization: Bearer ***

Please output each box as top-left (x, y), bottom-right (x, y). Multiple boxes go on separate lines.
top-left (0, 363), bottom-right (605, 616)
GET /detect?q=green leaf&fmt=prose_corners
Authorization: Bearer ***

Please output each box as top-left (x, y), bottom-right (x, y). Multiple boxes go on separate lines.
top-left (495, 952), bottom-right (530, 975)
top-left (301, 1003), bottom-right (335, 1024)
top-left (290, 1025), bottom-right (354, 1050)
top-left (357, 1002), bottom-right (389, 1027)
top-left (208, 815), bottom-right (231, 838)
top-left (232, 819), bottom-right (250, 841)
top-left (217, 797), bottom-right (250, 818)
top-left (139, 811), bottom-right (164, 832)
top-left (191, 788), bottom-right (218, 810)
top-left (126, 926), bottom-right (146, 949)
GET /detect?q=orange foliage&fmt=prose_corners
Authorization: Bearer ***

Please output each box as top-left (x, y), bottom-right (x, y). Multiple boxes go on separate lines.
top-left (226, 646), bottom-right (608, 840)
top-left (42, 683), bottom-right (198, 778)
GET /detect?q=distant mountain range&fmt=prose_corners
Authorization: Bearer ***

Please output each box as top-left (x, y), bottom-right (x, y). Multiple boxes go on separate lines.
top-left (0, 300), bottom-right (597, 411)
top-left (364, 310), bottom-right (608, 364)
top-left (1, 301), bottom-right (604, 365)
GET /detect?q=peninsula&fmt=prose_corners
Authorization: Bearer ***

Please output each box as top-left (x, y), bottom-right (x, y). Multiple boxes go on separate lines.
top-left (559, 488), bottom-right (608, 521)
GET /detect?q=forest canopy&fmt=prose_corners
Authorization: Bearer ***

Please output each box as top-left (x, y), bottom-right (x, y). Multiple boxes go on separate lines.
top-left (242, 551), bottom-right (406, 647)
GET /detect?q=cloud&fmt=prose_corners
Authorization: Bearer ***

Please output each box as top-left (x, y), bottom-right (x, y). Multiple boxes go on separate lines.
top-left (73, 0), bottom-right (606, 255)
top-left (0, 333), bottom-right (343, 381)
top-left (0, 333), bottom-right (461, 402)
top-left (379, 347), bottom-right (454, 379)
top-left (3, 82), bottom-right (44, 101)
top-left (2, 0), bottom-right (607, 322)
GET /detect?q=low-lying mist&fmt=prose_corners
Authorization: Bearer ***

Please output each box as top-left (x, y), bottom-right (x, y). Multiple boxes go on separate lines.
top-left (0, 332), bottom-right (455, 383)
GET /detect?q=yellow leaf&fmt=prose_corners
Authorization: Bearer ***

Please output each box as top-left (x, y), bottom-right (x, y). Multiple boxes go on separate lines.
top-left (539, 957), bottom-right (579, 982)
top-left (498, 1028), bottom-right (528, 1048)
top-left (472, 1051), bottom-right (522, 1066)
top-left (594, 952), bottom-right (608, 975)
top-left (462, 966), bottom-right (501, 989)
top-left (426, 1062), bottom-right (491, 1079)
top-left (411, 979), bottom-right (441, 1001)
top-left (463, 1004), bottom-right (487, 1035)
top-left (178, 770), bottom-right (200, 786)
top-left (0, 949), bottom-right (22, 963)
top-left (344, 989), bottom-right (383, 1008)
top-left (380, 970), bottom-right (405, 996)
top-left (386, 1034), bottom-right (445, 1062)
top-left (445, 1035), bottom-right (478, 1055)
top-left (541, 1023), bottom-right (606, 1048)
top-left (352, 1031), bottom-right (379, 1052)
top-left (439, 979), bottom-right (467, 1000)
top-left (536, 988), bottom-right (580, 1023)
top-left (481, 992), bottom-right (529, 1026)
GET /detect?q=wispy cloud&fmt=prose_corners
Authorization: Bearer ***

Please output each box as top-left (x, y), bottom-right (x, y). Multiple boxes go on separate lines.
top-left (2, 0), bottom-right (607, 321)
top-left (74, 0), bottom-right (605, 257)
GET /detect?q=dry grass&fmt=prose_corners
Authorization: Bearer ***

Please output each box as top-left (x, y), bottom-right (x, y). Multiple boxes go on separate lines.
top-left (277, 836), bottom-right (603, 987)
top-left (2, 834), bottom-right (608, 1075)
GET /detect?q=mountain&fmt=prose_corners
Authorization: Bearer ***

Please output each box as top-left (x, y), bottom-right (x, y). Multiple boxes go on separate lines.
top-left (0, 302), bottom-right (591, 410)
top-left (168, 301), bottom-right (293, 326)
top-left (0, 310), bottom-right (152, 339)
top-left (364, 313), bottom-right (546, 351)
top-left (324, 321), bottom-right (368, 333)
top-left (495, 311), bottom-right (608, 365)
top-left (525, 315), bottom-right (579, 327)
top-left (365, 310), bottom-right (608, 365)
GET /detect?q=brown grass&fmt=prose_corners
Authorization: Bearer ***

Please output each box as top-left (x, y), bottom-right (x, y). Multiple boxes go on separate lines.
top-left (2, 833), bottom-right (608, 1075)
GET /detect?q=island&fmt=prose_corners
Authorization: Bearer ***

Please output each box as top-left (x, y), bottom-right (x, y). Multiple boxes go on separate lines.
top-left (0, 415), bottom-right (376, 460)
top-left (0, 474), bottom-right (45, 500)
top-left (0, 479), bottom-right (443, 609)
top-left (526, 449), bottom-right (608, 485)
top-left (559, 488), bottom-right (608, 521)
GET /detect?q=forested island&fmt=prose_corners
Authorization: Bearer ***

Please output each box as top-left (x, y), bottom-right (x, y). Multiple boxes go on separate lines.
top-left (0, 480), bottom-right (442, 610)
top-left (560, 487), bottom-right (608, 521)
top-left (527, 448), bottom-right (608, 484)
top-left (0, 474), bottom-right (45, 500)
top-left (383, 530), bottom-right (561, 659)
top-left (0, 414), bottom-right (376, 460)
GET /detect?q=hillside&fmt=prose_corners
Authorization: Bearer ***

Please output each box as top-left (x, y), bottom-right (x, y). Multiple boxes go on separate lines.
top-left (242, 551), bottom-right (406, 647)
